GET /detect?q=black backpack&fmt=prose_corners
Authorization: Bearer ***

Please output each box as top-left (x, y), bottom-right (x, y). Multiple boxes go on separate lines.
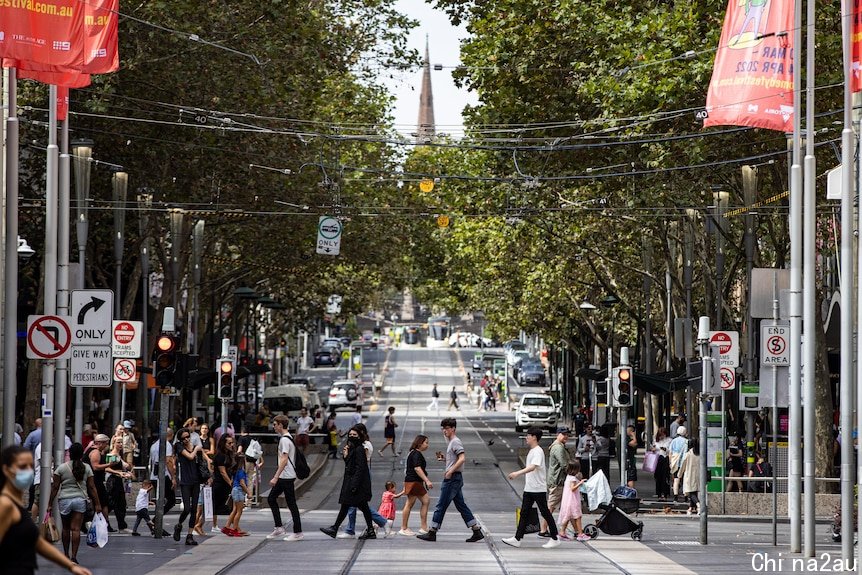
top-left (285, 436), bottom-right (310, 479)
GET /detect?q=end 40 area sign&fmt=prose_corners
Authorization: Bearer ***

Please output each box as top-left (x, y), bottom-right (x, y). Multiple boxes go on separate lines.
top-left (316, 216), bottom-right (342, 256)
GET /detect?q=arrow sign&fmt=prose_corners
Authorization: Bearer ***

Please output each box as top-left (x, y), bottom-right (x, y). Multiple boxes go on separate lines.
top-left (77, 296), bottom-right (106, 325)
top-left (27, 315), bottom-right (73, 359)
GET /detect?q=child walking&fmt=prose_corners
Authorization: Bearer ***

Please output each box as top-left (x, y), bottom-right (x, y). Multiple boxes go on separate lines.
top-left (132, 479), bottom-right (156, 536)
top-left (558, 461), bottom-right (587, 541)
top-left (224, 464), bottom-right (251, 536)
top-left (377, 481), bottom-right (402, 537)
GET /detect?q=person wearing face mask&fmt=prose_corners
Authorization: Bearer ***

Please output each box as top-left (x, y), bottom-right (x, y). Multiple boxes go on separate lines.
top-left (0, 445), bottom-right (93, 575)
top-left (320, 426), bottom-right (376, 540)
top-left (48, 443), bottom-right (102, 565)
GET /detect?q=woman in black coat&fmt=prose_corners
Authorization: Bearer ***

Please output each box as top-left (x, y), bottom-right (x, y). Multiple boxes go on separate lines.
top-left (320, 426), bottom-right (375, 540)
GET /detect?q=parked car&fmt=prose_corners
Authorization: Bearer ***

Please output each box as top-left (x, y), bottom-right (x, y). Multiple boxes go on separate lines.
top-left (404, 326), bottom-right (420, 345)
top-left (313, 350), bottom-right (340, 367)
top-left (322, 338), bottom-right (343, 352)
top-left (506, 349), bottom-right (530, 368)
top-left (339, 337), bottom-right (352, 347)
top-left (328, 380), bottom-right (359, 411)
top-left (517, 361), bottom-right (547, 386)
top-left (514, 393), bottom-right (557, 432)
top-left (503, 340), bottom-right (526, 352)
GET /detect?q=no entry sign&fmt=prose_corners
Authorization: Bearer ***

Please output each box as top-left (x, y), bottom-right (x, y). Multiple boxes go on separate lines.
top-left (709, 331), bottom-right (739, 368)
top-left (112, 320), bottom-right (143, 358)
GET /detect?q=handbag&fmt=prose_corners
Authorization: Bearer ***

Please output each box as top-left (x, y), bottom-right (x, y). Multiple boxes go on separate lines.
top-left (196, 452), bottom-right (212, 483)
top-left (642, 451), bottom-right (659, 474)
top-left (41, 512), bottom-right (60, 543)
top-left (75, 479), bottom-right (95, 522)
top-left (515, 506), bottom-right (540, 534)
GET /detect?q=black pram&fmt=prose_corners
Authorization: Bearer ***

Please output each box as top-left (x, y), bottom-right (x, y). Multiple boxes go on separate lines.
top-left (583, 487), bottom-right (643, 541)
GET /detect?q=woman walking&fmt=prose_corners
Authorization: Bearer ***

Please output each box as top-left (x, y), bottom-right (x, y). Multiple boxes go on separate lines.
top-left (319, 426), bottom-right (376, 540)
top-left (0, 446), bottom-right (93, 575)
top-left (173, 428), bottom-right (203, 545)
top-left (651, 427), bottom-right (671, 500)
top-left (378, 407), bottom-right (398, 457)
top-left (48, 443), bottom-right (102, 565)
top-left (213, 435), bottom-right (237, 535)
top-left (680, 438), bottom-right (702, 516)
top-left (105, 435), bottom-right (133, 532)
top-left (398, 434), bottom-right (433, 536)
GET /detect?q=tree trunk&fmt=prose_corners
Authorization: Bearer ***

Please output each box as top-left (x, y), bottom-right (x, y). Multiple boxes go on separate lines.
top-left (814, 295), bottom-right (836, 492)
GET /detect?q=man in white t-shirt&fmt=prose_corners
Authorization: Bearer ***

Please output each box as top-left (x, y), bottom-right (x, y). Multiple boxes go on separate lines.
top-left (266, 415), bottom-right (303, 542)
top-left (149, 429), bottom-right (176, 515)
top-left (295, 408), bottom-right (316, 453)
top-left (503, 427), bottom-right (560, 549)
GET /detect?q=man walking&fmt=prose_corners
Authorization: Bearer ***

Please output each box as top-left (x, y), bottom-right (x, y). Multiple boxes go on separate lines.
top-left (503, 427), bottom-right (560, 548)
top-left (539, 427), bottom-right (570, 537)
top-left (267, 415), bottom-right (304, 541)
top-left (295, 407), bottom-right (316, 453)
top-left (427, 383), bottom-right (440, 414)
top-left (417, 418), bottom-right (484, 543)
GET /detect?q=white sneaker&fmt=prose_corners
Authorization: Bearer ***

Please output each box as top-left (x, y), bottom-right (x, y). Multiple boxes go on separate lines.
top-left (542, 538), bottom-right (561, 549)
top-left (336, 531), bottom-right (356, 539)
top-left (398, 529), bottom-right (415, 537)
top-left (266, 527), bottom-right (287, 539)
top-left (210, 526), bottom-right (221, 534)
top-left (416, 529), bottom-right (428, 535)
top-left (283, 532), bottom-right (304, 542)
top-left (502, 537), bottom-right (521, 548)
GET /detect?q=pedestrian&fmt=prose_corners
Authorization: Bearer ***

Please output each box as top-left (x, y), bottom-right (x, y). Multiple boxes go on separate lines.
top-left (213, 434), bottom-right (237, 535)
top-left (428, 383), bottom-right (440, 413)
top-left (48, 443), bottom-right (102, 564)
top-left (172, 427), bottom-right (203, 545)
top-left (448, 387), bottom-right (460, 411)
top-left (475, 385), bottom-right (484, 411)
top-left (379, 407), bottom-right (398, 457)
top-left (325, 411), bottom-right (339, 459)
top-left (576, 423), bottom-right (597, 478)
top-left (148, 429), bottom-right (176, 519)
top-left (199, 423), bottom-right (215, 461)
top-left (338, 424), bottom-right (387, 538)
top-left (539, 427), bottom-right (570, 537)
top-left (223, 461), bottom-right (251, 536)
top-left (595, 425), bottom-right (611, 480)
top-left (22, 418), bottom-right (42, 513)
top-left (680, 438), bottom-right (701, 515)
top-left (726, 436), bottom-right (745, 492)
top-left (0, 445), bottom-right (93, 575)
top-left (416, 418), bottom-right (484, 543)
top-left (502, 427), bottom-right (560, 549)
top-left (669, 426), bottom-right (689, 502)
top-left (131, 479), bottom-right (156, 536)
top-left (747, 451), bottom-right (773, 493)
top-left (266, 415), bottom-right (303, 542)
top-left (121, 420), bottom-right (138, 468)
top-left (84, 434), bottom-right (113, 529)
top-left (557, 460), bottom-right (587, 541)
top-left (377, 481), bottom-right (401, 537)
top-left (399, 434), bottom-right (433, 536)
top-left (351, 405), bottom-right (363, 427)
top-left (295, 408), bottom-right (315, 454)
top-left (320, 426), bottom-right (377, 540)
top-left (625, 424), bottom-right (638, 488)
top-left (651, 427), bottom-right (672, 500)
top-left (669, 414), bottom-right (686, 439)
top-left (105, 435), bottom-right (133, 532)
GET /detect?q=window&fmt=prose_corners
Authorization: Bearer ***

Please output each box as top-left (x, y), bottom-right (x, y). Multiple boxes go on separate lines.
top-left (522, 397), bottom-right (552, 407)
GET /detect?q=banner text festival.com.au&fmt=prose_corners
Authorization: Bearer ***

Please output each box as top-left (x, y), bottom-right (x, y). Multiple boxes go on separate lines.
top-left (717, 76), bottom-right (792, 91)
top-left (0, 0), bottom-right (73, 17)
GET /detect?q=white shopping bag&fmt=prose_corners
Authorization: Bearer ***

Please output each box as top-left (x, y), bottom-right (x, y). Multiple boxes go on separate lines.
top-left (203, 485), bottom-right (214, 521)
top-left (584, 470), bottom-right (612, 511)
top-left (92, 513), bottom-right (109, 548)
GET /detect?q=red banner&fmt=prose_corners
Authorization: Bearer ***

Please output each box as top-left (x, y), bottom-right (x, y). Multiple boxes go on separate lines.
top-left (704, 0), bottom-right (795, 132)
top-left (79, 0), bottom-right (119, 74)
top-left (57, 85), bottom-right (68, 120)
top-left (853, 0), bottom-right (862, 92)
top-left (10, 61), bottom-right (91, 88)
top-left (0, 0), bottom-right (84, 68)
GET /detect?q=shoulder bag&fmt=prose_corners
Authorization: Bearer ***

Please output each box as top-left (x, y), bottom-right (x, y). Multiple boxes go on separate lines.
top-left (196, 451), bottom-right (212, 483)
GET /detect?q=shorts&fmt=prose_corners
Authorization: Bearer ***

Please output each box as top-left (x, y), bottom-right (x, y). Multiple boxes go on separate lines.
top-left (547, 485), bottom-right (563, 510)
top-left (403, 481), bottom-right (427, 497)
top-left (231, 486), bottom-right (246, 503)
top-left (296, 434), bottom-right (309, 448)
top-left (58, 497), bottom-right (87, 516)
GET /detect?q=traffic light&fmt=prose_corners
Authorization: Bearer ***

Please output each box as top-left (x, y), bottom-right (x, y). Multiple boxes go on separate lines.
top-left (612, 366), bottom-right (633, 407)
top-left (217, 358), bottom-right (235, 400)
top-left (154, 332), bottom-right (179, 388)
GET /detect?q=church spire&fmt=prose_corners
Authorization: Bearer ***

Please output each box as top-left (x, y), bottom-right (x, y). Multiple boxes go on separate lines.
top-left (416, 35), bottom-right (436, 144)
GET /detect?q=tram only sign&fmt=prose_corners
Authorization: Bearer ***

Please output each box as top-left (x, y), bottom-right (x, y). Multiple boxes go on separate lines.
top-left (112, 320), bottom-right (143, 358)
top-left (709, 331), bottom-right (739, 368)
top-left (761, 320), bottom-right (790, 366)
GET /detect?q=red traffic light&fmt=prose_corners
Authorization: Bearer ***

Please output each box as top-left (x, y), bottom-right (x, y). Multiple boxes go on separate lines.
top-left (618, 368), bottom-right (631, 382)
top-left (220, 360), bottom-right (234, 374)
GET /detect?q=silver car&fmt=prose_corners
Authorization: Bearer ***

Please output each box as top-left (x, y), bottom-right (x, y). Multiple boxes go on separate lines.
top-left (328, 380), bottom-right (359, 411)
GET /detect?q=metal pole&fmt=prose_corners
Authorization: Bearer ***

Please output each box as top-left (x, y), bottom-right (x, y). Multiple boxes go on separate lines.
top-left (2, 69), bottom-right (18, 448)
top-left (54, 118), bottom-right (70, 469)
top-left (153, 387), bottom-right (168, 539)
top-left (137, 193), bottom-right (152, 446)
top-left (771, 273), bottom-right (779, 546)
top-left (72, 139), bottom-right (92, 442)
top-left (840, 0), bottom-right (856, 562)
top-left (786, 0), bottom-right (804, 554)
top-left (39, 86), bottom-right (60, 523)
top-left (803, 0), bottom-right (818, 556)
top-left (742, 166), bottom-right (757, 454)
top-left (697, 317), bottom-right (710, 545)
top-left (0, 68), bottom-right (6, 444)
top-left (112, 172), bottom-right (127, 427)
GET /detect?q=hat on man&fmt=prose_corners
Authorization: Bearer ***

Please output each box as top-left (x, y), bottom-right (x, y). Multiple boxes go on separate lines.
top-left (95, 434), bottom-right (110, 443)
top-left (555, 426), bottom-right (571, 435)
top-left (676, 426), bottom-right (687, 437)
top-left (123, 420), bottom-right (133, 429)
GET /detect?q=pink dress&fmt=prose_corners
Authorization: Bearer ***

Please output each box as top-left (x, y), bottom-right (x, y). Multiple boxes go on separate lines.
top-left (558, 474), bottom-right (583, 523)
top-left (378, 491), bottom-right (396, 520)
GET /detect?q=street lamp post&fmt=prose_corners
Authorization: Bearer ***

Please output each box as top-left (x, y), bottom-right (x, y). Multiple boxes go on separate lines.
top-left (137, 193), bottom-right (152, 450)
top-left (71, 139), bottom-right (93, 441)
top-left (112, 170), bottom-right (128, 428)
top-left (2, 70), bottom-right (19, 448)
top-left (600, 294), bottom-right (620, 483)
top-left (579, 301), bottom-right (597, 424)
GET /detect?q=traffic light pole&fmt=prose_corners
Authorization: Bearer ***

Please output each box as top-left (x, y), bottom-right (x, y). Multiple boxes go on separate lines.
top-left (154, 307), bottom-right (175, 539)
top-left (697, 316), bottom-right (710, 545)
top-left (618, 347), bottom-right (629, 488)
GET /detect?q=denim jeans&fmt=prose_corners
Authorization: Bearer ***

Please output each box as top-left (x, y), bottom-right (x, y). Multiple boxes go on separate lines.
top-left (345, 505), bottom-right (387, 533)
top-left (430, 473), bottom-right (476, 530)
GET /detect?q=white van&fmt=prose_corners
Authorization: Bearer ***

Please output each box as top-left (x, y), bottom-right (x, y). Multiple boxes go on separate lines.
top-left (262, 384), bottom-right (323, 429)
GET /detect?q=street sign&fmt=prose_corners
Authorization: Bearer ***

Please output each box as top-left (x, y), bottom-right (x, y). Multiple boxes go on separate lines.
top-left (71, 289), bottom-right (113, 345)
top-left (112, 320), bottom-right (143, 358)
top-left (720, 366), bottom-right (736, 390)
top-left (761, 320), bottom-right (790, 366)
top-left (27, 315), bottom-right (73, 360)
top-left (708, 330), bottom-right (739, 368)
top-left (419, 179), bottom-right (434, 193)
top-left (760, 365), bottom-right (790, 407)
top-left (71, 346), bottom-right (112, 387)
top-left (316, 216), bottom-right (342, 256)
top-left (113, 358), bottom-right (137, 382)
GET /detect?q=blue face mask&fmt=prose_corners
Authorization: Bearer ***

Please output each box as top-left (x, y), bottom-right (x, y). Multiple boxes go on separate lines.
top-left (12, 469), bottom-right (34, 491)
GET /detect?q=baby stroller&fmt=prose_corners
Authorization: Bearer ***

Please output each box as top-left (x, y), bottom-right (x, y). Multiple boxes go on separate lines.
top-left (583, 486), bottom-right (644, 541)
